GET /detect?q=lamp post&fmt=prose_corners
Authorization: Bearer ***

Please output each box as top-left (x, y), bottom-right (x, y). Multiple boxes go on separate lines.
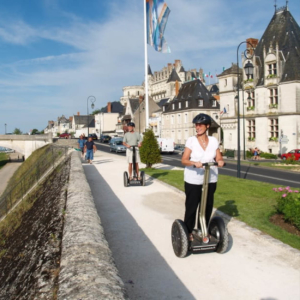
top-left (4, 123), bottom-right (7, 135)
top-left (236, 41), bottom-right (254, 178)
top-left (87, 96), bottom-right (96, 136)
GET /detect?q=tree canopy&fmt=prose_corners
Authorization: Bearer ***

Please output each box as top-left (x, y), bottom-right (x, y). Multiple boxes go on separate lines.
top-left (13, 128), bottom-right (22, 135)
top-left (140, 129), bottom-right (161, 168)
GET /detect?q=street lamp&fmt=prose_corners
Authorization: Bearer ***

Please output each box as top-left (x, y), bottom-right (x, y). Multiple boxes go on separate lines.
top-left (236, 41), bottom-right (254, 178)
top-left (4, 123), bottom-right (7, 135)
top-left (87, 96), bottom-right (96, 136)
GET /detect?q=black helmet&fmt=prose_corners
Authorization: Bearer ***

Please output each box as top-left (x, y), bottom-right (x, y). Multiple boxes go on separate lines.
top-left (127, 122), bottom-right (135, 127)
top-left (192, 113), bottom-right (211, 126)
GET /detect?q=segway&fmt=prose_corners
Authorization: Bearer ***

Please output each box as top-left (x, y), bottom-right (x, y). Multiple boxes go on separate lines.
top-left (124, 146), bottom-right (145, 187)
top-left (171, 162), bottom-right (229, 258)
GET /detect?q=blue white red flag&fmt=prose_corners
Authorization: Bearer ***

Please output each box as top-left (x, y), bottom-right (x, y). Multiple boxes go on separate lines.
top-left (220, 107), bottom-right (227, 115)
top-left (146, 0), bottom-right (171, 53)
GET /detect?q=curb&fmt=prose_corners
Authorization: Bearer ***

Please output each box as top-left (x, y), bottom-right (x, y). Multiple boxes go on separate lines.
top-left (58, 151), bottom-right (128, 300)
top-left (146, 174), bottom-right (300, 257)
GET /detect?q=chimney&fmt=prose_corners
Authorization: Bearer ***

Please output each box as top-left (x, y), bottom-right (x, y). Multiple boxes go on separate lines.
top-left (174, 59), bottom-right (181, 69)
top-left (139, 95), bottom-right (144, 104)
top-left (77, 112), bottom-right (80, 116)
top-left (175, 80), bottom-right (179, 96)
top-left (107, 102), bottom-right (111, 113)
top-left (246, 38), bottom-right (259, 56)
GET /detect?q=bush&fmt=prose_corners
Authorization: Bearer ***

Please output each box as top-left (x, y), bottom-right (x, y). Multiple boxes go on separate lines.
top-left (260, 152), bottom-right (277, 159)
top-left (273, 187), bottom-right (300, 230)
top-left (139, 129), bottom-right (161, 168)
top-left (246, 150), bottom-right (253, 158)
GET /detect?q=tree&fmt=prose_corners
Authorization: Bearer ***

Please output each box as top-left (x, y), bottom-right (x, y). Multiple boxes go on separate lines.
top-left (140, 129), bottom-right (161, 168)
top-left (31, 129), bottom-right (39, 135)
top-left (13, 128), bottom-right (22, 135)
top-left (92, 109), bottom-right (101, 115)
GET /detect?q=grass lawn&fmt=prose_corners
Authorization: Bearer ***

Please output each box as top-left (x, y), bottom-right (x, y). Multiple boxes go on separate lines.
top-left (0, 153), bottom-right (9, 170)
top-left (143, 168), bottom-right (300, 250)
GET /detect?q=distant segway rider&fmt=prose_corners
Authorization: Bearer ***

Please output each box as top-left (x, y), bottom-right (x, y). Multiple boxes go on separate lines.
top-left (123, 122), bottom-right (143, 180)
top-left (181, 113), bottom-right (224, 241)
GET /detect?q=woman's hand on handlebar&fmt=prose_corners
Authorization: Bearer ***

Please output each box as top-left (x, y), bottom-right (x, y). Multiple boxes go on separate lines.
top-left (193, 161), bottom-right (202, 168)
top-left (217, 160), bottom-right (225, 167)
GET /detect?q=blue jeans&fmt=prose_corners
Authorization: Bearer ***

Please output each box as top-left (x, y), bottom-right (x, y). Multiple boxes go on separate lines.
top-left (86, 149), bottom-right (94, 160)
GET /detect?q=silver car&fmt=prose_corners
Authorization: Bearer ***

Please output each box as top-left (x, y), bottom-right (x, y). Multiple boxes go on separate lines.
top-left (109, 140), bottom-right (126, 153)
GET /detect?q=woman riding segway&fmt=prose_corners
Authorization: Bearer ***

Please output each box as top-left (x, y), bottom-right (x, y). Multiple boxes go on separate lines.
top-left (171, 113), bottom-right (228, 257)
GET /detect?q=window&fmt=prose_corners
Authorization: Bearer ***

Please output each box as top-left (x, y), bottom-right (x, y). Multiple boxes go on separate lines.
top-left (163, 106), bottom-right (165, 112)
top-left (269, 118), bottom-right (278, 139)
top-left (268, 63), bottom-right (277, 76)
top-left (177, 114), bottom-right (181, 124)
top-left (224, 79), bottom-right (227, 86)
top-left (171, 115), bottom-right (174, 124)
top-left (127, 91), bottom-right (130, 96)
top-left (184, 113), bottom-right (188, 123)
top-left (185, 101), bottom-right (188, 108)
top-left (212, 100), bottom-right (217, 107)
top-left (179, 102), bottom-right (181, 109)
top-left (247, 120), bottom-right (256, 140)
top-left (198, 99), bottom-right (203, 107)
top-left (247, 91), bottom-right (255, 107)
top-left (269, 88), bottom-right (278, 105)
top-left (172, 103), bottom-right (175, 110)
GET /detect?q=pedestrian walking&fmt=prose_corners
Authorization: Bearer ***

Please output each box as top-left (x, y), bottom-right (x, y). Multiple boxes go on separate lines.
top-left (84, 136), bottom-right (97, 164)
top-left (77, 135), bottom-right (86, 158)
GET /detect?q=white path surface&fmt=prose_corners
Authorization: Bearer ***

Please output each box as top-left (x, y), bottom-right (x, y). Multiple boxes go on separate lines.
top-left (84, 152), bottom-right (300, 300)
top-left (0, 162), bottom-right (22, 196)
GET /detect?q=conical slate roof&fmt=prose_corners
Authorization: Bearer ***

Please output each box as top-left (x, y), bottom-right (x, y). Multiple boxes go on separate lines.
top-left (148, 64), bottom-right (153, 76)
top-left (179, 66), bottom-right (185, 72)
top-left (166, 68), bottom-right (181, 83)
top-left (255, 7), bottom-right (300, 85)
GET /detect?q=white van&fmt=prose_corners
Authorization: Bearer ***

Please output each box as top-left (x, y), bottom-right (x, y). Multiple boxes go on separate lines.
top-left (156, 138), bottom-right (175, 154)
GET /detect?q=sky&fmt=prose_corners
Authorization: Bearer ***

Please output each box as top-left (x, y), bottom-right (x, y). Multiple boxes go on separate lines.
top-left (0, 0), bottom-right (299, 134)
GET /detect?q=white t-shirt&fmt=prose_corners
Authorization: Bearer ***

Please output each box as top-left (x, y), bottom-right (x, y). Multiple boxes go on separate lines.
top-left (184, 136), bottom-right (219, 185)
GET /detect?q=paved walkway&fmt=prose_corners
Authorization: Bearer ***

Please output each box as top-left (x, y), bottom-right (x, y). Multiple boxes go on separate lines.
top-left (0, 162), bottom-right (22, 196)
top-left (84, 151), bottom-right (300, 300)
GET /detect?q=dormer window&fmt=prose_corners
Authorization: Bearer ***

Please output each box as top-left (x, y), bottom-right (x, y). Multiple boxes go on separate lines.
top-left (268, 63), bottom-right (277, 76)
top-left (185, 101), bottom-right (188, 108)
top-left (179, 102), bottom-right (181, 109)
top-left (172, 103), bottom-right (175, 110)
top-left (163, 106), bottom-right (165, 112)
top-left (198, 99), bottom-right (203, 107)
top-left (212, 100), bottom-right (217, 107)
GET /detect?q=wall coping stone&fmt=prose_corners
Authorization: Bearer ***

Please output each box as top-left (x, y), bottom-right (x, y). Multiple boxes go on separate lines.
top-left (58, 151), bottom-right (128, 300)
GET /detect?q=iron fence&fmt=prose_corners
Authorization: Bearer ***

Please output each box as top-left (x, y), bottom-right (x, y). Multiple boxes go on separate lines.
top-left (0, 145), bottom-right (70, 219)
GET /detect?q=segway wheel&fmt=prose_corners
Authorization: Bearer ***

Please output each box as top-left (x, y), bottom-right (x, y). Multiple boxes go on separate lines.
top-left (208, 216), bottom-right (229, 254)
top-left (123, 171), bottom-right (129, 187)
top-left (171, 219), bottom-right (189, 258)
top-left (140, 171), bottom-right (145, 186)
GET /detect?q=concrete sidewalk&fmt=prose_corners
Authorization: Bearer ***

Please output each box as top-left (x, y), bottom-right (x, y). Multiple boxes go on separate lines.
top-left (84, 151), bottom-right (300, 300)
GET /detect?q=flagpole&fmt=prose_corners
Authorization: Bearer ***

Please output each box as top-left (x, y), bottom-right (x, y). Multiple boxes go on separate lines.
top-left (144, 0), bottom-right (149, 131)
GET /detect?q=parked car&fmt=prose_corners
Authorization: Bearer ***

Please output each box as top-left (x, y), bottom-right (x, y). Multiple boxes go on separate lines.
top-left (281, 149), bottom-right (300, 161)
top-left (88, 133), bottom-right (98, 140)
top-left (109, 140), bottom-right (126, 153)
top-left (59, 133), bottom-right (71, 139)
top-left (100, 135), bottom-right (111, 143)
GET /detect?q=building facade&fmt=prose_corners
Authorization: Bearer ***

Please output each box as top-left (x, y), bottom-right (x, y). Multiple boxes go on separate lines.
top-left (218, 5), bottom-right (300, 155)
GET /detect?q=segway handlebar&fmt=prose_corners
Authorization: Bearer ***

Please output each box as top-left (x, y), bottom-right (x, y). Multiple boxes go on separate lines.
top-left (193, 162), bottom-right (226, 168)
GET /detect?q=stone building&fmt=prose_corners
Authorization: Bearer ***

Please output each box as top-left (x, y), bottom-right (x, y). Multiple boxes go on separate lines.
top-left (161, 79), bottom-right (220, 144)
top-left (218, 4), bottom-right (300, 155)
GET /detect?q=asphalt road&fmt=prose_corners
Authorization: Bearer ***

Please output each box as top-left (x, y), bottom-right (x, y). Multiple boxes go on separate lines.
top-left (95, 141), bottom-right (300, 187)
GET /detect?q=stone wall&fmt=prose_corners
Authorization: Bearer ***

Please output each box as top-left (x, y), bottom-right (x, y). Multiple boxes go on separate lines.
top-left (58, 151), bottom-right (128, 299)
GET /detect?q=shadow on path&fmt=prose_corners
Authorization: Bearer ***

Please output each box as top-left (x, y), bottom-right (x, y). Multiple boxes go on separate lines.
top-left (84, 165), bottom-right (195, 300)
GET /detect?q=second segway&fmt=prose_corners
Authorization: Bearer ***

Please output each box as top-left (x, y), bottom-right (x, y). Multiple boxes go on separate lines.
top-left (124, 146), bottom-right (145, 187)
top-left (171, 162), bottom-right (229, 258)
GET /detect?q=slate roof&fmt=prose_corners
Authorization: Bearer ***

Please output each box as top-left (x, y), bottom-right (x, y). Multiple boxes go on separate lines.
top-left (148, 64), bottom-right (153, 76)
top-left (129, 98), bottom-right (140, 114)
top-left (179, 66), bottom-right (185, 72)
top-left (166, 68), bottom-right (181, 83)
top-left (74, 115), bottom-right (95, 127)
top-left (157, 98), bottom-right (169, 107)
top-left (163, 79), bottom-right (220, 113)
top-left (100, 101), bottom-right (124, 113)
top-left (210, 84), bottom-right (219, 94)
top-left (218, 63), bottom-right (242, 77)
top-left (255, 7), bottom-right (300, 85)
